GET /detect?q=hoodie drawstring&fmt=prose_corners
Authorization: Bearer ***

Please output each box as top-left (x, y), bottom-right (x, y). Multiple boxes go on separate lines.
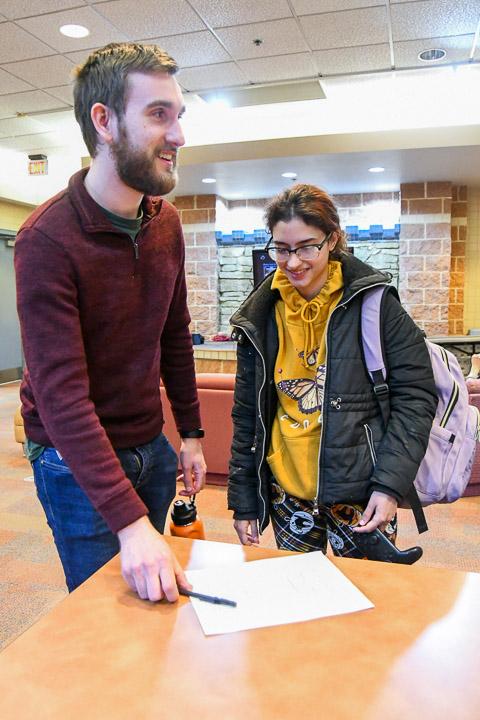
top-left (300, 300), bottom-right (321, 368)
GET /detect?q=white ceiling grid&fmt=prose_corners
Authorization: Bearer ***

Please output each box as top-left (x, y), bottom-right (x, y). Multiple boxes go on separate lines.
top-left (0, 0), bottom-right (477, 161)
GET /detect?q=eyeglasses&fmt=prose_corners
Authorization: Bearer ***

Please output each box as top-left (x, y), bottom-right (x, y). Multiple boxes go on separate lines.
top-left (265, 233), bottom-right (331, 263)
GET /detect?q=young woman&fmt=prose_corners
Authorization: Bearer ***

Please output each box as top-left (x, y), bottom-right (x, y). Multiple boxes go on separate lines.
top-left (228, 184), bottom-right (437, 557)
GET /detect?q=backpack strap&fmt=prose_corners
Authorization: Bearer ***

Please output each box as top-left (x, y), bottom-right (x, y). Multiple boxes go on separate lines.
top-left (406, 487), bottom-right (428, 534)
top-left (361, 286), bottom-right (390, 427)
top-left (361, 286), bottom-right (428, 534)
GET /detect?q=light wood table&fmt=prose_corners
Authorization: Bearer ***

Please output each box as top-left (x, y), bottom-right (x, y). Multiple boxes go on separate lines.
top-left (0, 537), bottom-right (479, 720)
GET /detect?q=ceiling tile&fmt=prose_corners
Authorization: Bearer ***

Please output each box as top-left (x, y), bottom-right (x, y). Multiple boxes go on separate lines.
top-left (143, 31), bottom-right (230, 68)
top-left (17, 6), bottom-right (128, 52)
top-left (0, 67), bottom-right (34, 93)
top-left (299, 6), bottom-right (389, 50)
top-left (177, 62), bottom-right (248, 91)
top-left (45, 84), bottom-right (74, 104)
top-left (0, 115), bottom-right (47, 138)
top-left (32, 108), bottom-right (77, 130)
top-left (2, 55), bottom-right (75, 89)
top-left (0, 1), bottom-right (85, 20)
top-left (95, 0), bottom-right (205, 40)
top-left (314, 44), bottom-right (391, 75)
top-left (391, 0), bottom-right (480, 42)
top-left (292, 0), bottom-right (384, 13)
top-left (189, 0), bottom-right (292, 27)
top-left (64, 47), bottom-right (98, 65)
top-left (0, 130), bottom-right (62, 150)
top-left (0, 89), bottom-right (68, 119)
top-left (238, 53), bottom-right (317, 83)
top-left (394, 34), bottom-right (475, 68)
top-left (216, 18), bottom-right (308, 60)
top-left (0, 22), bottom-right (54, 63)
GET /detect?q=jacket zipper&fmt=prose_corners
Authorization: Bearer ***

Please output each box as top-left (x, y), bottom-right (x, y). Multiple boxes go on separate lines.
top-left (231, 323), bottom-right (268, 530)
top-left (313, 281), bottom-right (389, 512)
top-left (313, 309), bottom-right (332, 516)
top-left (132, 237), bottom-right (139, 261)
top-left (131, 236), bottom-right (140, 276)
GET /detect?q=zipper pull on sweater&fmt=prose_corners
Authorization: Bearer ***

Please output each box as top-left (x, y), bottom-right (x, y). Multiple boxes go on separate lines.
top-left (132, 237), bottom-right (139, 260)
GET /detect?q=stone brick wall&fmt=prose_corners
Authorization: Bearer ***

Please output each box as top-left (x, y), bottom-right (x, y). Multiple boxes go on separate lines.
top-left (216, 191), bottom-right (401, 331)
top-left (175, 187), bottom-right (471, 339)
top-left (173, 194), bottom-right (218, 337)
top-left (218, 245), bottom-right (255, 331)
top-left (218, 240), bottom-right (399, 332)
top-left (465, 187), bottom-right (480, 332)
top-left (399, 182), bottom-right (453, 336)
top-left (449, 186), bottom-right (467, 335)
top-left (350, 242), bottom-right (399, 287)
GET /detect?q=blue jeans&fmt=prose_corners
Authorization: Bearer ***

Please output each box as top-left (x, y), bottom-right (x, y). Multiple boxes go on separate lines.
top-left (32, 433), bottom-right (178, 592)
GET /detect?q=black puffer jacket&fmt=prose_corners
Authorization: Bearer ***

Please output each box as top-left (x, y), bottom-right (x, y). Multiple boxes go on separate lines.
top-left (228, 252), bottom-right (438, 532)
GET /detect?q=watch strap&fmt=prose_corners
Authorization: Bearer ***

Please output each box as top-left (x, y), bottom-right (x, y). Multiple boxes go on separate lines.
top-left (180, 428), bottom-right (205, 439)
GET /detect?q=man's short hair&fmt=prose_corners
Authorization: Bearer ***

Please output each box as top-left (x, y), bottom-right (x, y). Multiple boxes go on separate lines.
top-left (73, 42), bottom-right (178, 157)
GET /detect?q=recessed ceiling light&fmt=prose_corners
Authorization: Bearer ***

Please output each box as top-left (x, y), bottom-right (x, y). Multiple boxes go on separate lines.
top-left (60, 24), bottom-right (90, 38)
top-left (202, 177), bottom-right (216, 184)
top-left (281, 172), bottom-right (297, 179)
top-left (418, 48), bottom-right (446, 62)
top-left (368, 166), bottom-right (385, 173)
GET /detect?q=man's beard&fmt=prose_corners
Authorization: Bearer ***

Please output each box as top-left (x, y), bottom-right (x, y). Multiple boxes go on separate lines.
top-left (110, 122), bottom-right (178, 196)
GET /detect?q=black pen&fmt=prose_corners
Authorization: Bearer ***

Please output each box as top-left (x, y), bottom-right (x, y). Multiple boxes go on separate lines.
top-left (180, 589), bottom-right (237, 607)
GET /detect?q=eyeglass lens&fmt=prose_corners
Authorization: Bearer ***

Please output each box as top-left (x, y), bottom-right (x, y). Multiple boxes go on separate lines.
top-left (267, 236), bottom-right (328, 262)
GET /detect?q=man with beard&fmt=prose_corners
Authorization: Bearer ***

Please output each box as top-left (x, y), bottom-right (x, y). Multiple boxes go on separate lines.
top-left (14, 43), bottom-right (206, 602)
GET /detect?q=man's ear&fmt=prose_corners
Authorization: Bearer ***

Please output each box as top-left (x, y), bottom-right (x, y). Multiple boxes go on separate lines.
top-left (90, 103), bottom-right (115, 145)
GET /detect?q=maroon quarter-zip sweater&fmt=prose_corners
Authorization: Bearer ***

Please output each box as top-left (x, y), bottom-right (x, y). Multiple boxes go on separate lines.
top-left (15, 169), bottom-right (201, 533)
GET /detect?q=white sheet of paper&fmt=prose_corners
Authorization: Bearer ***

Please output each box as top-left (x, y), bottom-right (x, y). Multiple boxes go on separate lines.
top-left (185, 551), bottom-right (374, 635)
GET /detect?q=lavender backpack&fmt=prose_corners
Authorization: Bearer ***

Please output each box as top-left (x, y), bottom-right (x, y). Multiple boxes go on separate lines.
top-left (361, 286), bottom-right (480, 532)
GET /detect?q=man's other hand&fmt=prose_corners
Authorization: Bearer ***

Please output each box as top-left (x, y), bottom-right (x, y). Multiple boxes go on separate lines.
top-left (178, 438), bottom-right (207, 496)
top-left (117, 516), bottom-right (191, 602)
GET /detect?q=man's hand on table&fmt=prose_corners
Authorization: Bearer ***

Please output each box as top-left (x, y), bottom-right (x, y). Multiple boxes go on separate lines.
top-left (178, 438), bottom-right (207, 496)
top-left (117, 516), bottom-right (192, 602)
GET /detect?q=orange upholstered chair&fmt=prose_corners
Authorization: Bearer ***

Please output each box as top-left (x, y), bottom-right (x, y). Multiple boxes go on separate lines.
top-left (13, 374), bottom-right (235, 484)
top-left (14, 406), bottom-right (26, 445)
top-left (160, 373), bottom-right (235, 486)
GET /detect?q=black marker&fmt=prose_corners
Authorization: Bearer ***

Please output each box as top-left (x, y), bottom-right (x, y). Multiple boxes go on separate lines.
top-left (180, 589), bottom-right (237, 607)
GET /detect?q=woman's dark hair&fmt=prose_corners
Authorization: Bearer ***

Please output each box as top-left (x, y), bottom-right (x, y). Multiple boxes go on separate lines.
top-left (264, 183), bottom-right (348, 256)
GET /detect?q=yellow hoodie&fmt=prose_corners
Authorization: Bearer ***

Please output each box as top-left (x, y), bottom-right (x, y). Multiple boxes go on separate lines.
top-left (267, 261), bottom-right (344, 499)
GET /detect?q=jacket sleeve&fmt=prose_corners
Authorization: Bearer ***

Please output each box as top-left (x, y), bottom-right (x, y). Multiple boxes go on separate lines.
top-left (228, 338), bottom-right (260, 519)
top-left (369, 291), bottom-right (438, 501)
